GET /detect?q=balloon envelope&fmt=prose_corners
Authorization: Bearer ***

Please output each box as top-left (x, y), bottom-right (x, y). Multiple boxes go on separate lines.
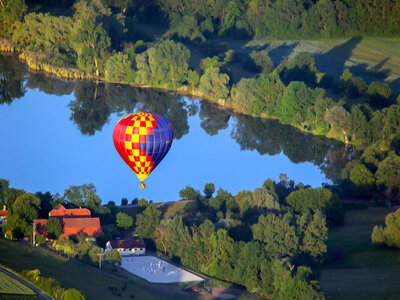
top-left (113, 112), bottom-right (173, 184)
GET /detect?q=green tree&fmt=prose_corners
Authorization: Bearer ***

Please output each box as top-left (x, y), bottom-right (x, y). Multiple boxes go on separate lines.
top-left (116, 212), bottom-right (133, 230)
top-left (199, 67), bottom-right (230, 100)
top-left (187, 70), bottom-right (200, 89)
top-left (325, 106), bottom-right (351, 143)
top-left (252, 213), bottom-right (299, 258)
top-left (371, 208), bottom-right (400, 248)
top-left (203, 183), bottom-right (216, 199)
top-left (375, 153), bottom-right (400, 193)
top-left (89, 247), bottom-right (103, 265)
top-left (64, 288), bottom-right (85, 300)
top-left (0, 0), bottom-right (27, 37)
top-left (7, 193), bottom-right (41, 238)
top-left (72, 18), bottom-right (111, 76)
top-left (105, 249), bottom-right (122, 266)
top-left (105, 52), bottom-right (135, 83)
top-left (349, 164), bottom-right (375, 197)
top-left (46, 218), bottom-right (62, 240)
top-left (367, 81), bottom-right (392, 108)
top-left (135, 40), bottom-right (190, 88)
top-left (135, 205), bottom-right (161, 238)
top-left (179, 185), bottom-right (200, 200)
top-left (247, 50), bottom-right (274, 74)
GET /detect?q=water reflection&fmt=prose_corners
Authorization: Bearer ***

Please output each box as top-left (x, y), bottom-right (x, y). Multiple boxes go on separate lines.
top-left (1, 54), bottom-right (344, 182)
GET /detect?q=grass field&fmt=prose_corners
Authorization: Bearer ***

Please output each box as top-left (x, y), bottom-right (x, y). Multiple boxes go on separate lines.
top-left (0, 271), bottom-right (36, 295)
top-left (0, 238), bottom-right (191, 300)
top-left (320, 206), bottom-right (400, 300)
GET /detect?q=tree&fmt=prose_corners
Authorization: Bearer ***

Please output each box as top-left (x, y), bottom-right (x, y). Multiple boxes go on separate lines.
top-left (72, 18), bottom-right (111, 76)
top-left (349, 164), bottom-right (375, 197)
top-left (246, 50), bottom-right (274, 74)
top-left (116, 212), bottom-right (133, 230)
top-left (285, 187), bottom-right (343, 225)
top-left (252, 213), bottom-right (299, 258)
top-left (375, 153), bottom-right (400, 193)
top-left (64, 288), bottom-right (85, 300)
top-left (89, 247), bottom-right (103, 265)
top-left (7, 193), bottom-right (41, 238)
top-left (156, 225), bottom-right (172, 255)
top-left (62, 184), bottom-right (108, 214)
top-left (371, 208), bottom-right (400, 248)
top-left (106, 249), bottom-right (122, 266)
top-left (280, 81), bottom-right (312, 125)
top-left (179, 185), bottom-right (200, 200)
top-left (325, 106), bottom-right (351, 143)
top-left (135, 40), bottom-right (190, 88)
top-left (199, 67), bottom-right (230, 100)
top-left (0, 0), bottom-right (27, 37)
top-left (204, 183), bottom-right (216, 199)
top-left (135, 205), bottom-right (161, 238)
top-left (120, 198), bottom-right (128, 206)
top-left (36, 234), bottom-right (46, 245)
top-left (367, 81), bottom-right (391, 108)
top-left (105, 52), bottom-right (135, 83)
top-left (46, 218), bottom-right (62, 240)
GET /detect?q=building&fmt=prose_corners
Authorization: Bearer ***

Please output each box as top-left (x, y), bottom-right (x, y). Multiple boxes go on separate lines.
top-left (106, 239), bottom-right (146, 256)
top-left (33, 204), bottom-right (101, 239)
top-left (0, 205), bottom-right (7, 227)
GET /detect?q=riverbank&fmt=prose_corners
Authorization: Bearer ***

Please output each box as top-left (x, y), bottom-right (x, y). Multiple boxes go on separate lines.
top-left (1, 37), bottom-right (346, 147)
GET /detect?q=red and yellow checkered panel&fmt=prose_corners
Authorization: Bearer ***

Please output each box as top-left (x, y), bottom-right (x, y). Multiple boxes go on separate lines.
top-left (113, 112), bottom-right (173, 182)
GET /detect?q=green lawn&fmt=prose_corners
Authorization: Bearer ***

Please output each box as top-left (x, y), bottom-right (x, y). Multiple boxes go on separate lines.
top-left (0, 271), bottom-right (36, 295)
top-left (320, 206), bottom-right (400, 300)
top-left (0, 238), bottom-right (191, 300)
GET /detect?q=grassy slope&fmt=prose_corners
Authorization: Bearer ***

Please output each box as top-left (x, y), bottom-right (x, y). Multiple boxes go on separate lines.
top-left (0, 238), bottom-right (191, 300)
top-left (320, 206), bottom-right (400, 300)
top-left (0, 272), bottom-right (36, 295)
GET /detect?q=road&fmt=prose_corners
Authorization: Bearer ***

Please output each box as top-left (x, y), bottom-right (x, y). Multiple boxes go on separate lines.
top-left (0, 266), bottom-right (52, 300)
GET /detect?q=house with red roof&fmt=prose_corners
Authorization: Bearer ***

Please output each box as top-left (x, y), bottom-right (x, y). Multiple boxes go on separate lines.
top-left (106, 239), bottom-right (146, 256)
top-left (0, 205), bottom-right (7, 227)
top-left (34, 204), bottom-right (102, 239)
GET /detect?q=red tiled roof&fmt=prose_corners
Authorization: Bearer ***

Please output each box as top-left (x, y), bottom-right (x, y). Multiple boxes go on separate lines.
top-left (63, 217), bottom-right (102, 237)
top-left (49, 204), bottom-right (91, 218)
top-left (109, 239), bottom-right (145, 249)
top-left (0, 210), bottom-right (7, 217)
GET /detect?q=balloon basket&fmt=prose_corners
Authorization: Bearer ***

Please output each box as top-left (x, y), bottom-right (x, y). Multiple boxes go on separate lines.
top-left (140, 182), bottom-right (146, 189)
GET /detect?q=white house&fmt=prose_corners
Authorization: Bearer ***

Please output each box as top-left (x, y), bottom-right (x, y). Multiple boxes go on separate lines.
top-left (106, 239), bottom-right (146, 256)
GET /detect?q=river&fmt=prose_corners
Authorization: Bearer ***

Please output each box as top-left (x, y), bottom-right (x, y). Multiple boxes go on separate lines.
top-left (0, 54), bottom-right (345, 203)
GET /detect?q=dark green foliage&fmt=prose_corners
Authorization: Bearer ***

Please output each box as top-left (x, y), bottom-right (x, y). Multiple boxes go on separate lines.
top-left (252, 213), bottom-right (299, 258)
top-left (179, 185), bottom-right (200, 200)
top-left (282, 52), bottom-right (318, 86)
top-left (204, 183), bottom-right (216, 199)
top-left (61, 184), bottom-right (109, 215)
top-left (0, 0), bottom-right (27, 37)
top-left (187, 70), bottom-right (200, 89)
top-left (64, 288), bottom-right (85, 300)
top-left (135, 205), bottom-right (161, 238)
top-left (46, 218), bottom-right (62, 240)
top-left (105, 249), bottom-right (122, 266)
top-left (366, 81), bottom-right (392, 109)
top-left (105, 52), bottom-right (135, 83)
top-left (361, 145), bottom-right (385, 173)
top-left (245, 50), bottom-right (274, 74)
top-left (339, 69), bottom-right (367, 98)
top-left (135, 40), bottom-right (190, 88)
top-left (4, 193), bottom-right (41, 238)
top-left (116, 212), bottom-right (133, 230)
top-left (371, 208), bottom-right (400, 249)
top-left (325, 106), bottom-right (351, 141)
top-left (199, 67), bottom-right (230, 100)
top-left (285, 187), bottom-right (343, 225)
top-left (349, 164), bottom-right (375, 197)
top-left (375, 153), bottom-right (400, 193)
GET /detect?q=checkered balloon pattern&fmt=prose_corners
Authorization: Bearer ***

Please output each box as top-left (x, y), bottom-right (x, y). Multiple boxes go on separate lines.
top-left (113, 112), bottom-right (173, 183)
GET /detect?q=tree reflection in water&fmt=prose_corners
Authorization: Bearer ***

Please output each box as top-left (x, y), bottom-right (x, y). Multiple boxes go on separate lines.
top-left (1, 54), bottom-right (345, 182)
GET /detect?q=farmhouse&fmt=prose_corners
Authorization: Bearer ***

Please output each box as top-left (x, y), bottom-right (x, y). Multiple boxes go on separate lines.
top-left (106, 239), bottom-right (146, 256)
top-left (0, 205), bottom-right (7, 227)
top-left (33, 204), bottom-right (101, 238)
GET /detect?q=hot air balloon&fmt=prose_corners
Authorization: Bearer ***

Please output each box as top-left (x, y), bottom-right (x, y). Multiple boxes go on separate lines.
top-left (113, 112), bottom-right (173, 188)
